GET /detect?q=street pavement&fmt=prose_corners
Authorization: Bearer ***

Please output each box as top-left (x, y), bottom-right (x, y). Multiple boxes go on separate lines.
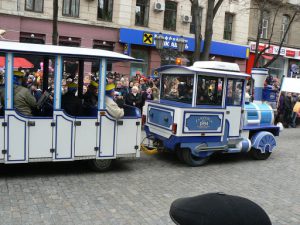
top-left (0, 128), bottom-right (299, 225)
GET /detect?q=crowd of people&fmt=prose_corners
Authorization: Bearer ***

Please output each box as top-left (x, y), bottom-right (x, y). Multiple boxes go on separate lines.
top-left (264, 74), bottom-right (300, 128)
top-left (0, 68), bottom-right (161, 119)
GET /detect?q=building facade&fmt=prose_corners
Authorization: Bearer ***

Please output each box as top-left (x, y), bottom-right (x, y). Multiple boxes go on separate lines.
top-left (0, 0), bottom-right (251, 77)
top-left (247, 0), bottom-right (300, 78)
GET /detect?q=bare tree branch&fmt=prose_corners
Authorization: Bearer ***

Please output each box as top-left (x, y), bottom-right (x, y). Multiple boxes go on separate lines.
top-left (213, 0), bottom-right (224, 19)
top-left (264, 10), bottom-right (298, 67)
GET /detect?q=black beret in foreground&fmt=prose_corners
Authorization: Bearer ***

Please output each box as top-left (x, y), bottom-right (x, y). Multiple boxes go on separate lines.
top-left (170, 192), bottom-right (272, 225)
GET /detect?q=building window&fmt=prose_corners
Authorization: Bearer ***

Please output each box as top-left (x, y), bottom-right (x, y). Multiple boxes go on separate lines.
top-left (260, 11), bottom-right (269, 39)
top-left (163, 1), bottom-right (177, 31)
top-left (63, 0), bottom-right (80, 17)
top-left (135, 0), bottom-right (149, 27)
top-left (59, 36), bottom-right (81, 47)
top-left (190, 6), bottom-right (202, 34)
top-left (281, 15), bottom-right (290, 43)
top-left (223, 13), bottom-right (234, 40)
top-left (20, 32), bottom-right (45, 44)
top-left (92, 40), bottom-right (114, 72)
top-left (130, 48), bottom-right (149, 77)
top-left (25, 0), bottom-right (43, 12)
top-left (98, 0), bottom-right (113, 21)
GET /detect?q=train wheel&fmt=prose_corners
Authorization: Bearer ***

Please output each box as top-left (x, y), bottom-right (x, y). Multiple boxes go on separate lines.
top-left (88, 159), bottom-right (112, 172)
top-left (182, 148), bottom-right (209, 167)
top-left (250, 149), bottom-right (271, 160)
top-left (176, 149), bottom-right (184, 162)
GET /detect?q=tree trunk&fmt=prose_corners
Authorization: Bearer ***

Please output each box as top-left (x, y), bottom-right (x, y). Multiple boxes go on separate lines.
top-left (191, 0), bottom-right (202, 62)
top-left (52, 0), bottom-right (58, 45)
top-left (200, 0), bottom-right (215, 61)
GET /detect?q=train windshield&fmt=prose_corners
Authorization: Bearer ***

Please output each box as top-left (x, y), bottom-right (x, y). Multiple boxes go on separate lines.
top-left (161, 74), bottom-right (194, 104)
top-left (196, 75), bottom-right (224, 106)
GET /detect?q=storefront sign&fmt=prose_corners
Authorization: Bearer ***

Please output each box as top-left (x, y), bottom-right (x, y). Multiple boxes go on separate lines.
top-left (120, 28), bottom-right (249, 59)
top-left (249, 42), bottom-right (300, 59)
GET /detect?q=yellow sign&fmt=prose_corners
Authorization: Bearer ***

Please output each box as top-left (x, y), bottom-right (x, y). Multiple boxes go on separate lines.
top-left (143, 33), bottom-right (153, 45)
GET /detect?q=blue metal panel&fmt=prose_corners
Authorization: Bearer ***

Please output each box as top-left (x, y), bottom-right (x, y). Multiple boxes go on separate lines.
top-left (258, 103), bottom-right (273, 125)
top-left (119, 28), bottom-right (249, 59)
top-left (245, 103), bottom-right (259, 120)
top-left (148, 107), bottom-right (173, 129)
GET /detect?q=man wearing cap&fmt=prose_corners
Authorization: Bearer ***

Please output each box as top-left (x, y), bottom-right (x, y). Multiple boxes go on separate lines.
top-left (13, 71), bottom-right (37, 116)
top-left (105, 83), bottom-right (124, 119)
top-left (106, 72), bottom-right (115, 84)
top-left (83, 80), bottom-right (98, 116)
top-left (61, 82), bottom-right (83, 116)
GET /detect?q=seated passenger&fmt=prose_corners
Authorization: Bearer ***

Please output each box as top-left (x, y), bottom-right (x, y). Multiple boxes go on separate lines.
top-left (105, 83), bottom-right (124, 119)
top-left (61, 82), bottom-right (83, 117)
top-left (13, 71), bottom-right (37, 116)
top-left (83, 80), bottom-right (98, 116)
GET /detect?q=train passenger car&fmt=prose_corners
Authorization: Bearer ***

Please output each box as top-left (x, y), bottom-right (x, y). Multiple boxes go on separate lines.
top-left (0, 41), bottom-right (141, 171)
top-left (143, 62), bottom-right (280, 166)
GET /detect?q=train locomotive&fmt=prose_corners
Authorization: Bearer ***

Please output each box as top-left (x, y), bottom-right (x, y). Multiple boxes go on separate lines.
top-left (142, 62), bottom-right (280, 166)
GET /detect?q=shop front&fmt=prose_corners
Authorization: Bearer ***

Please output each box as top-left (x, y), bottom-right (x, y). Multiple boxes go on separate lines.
top-left (247, 42), bottom-right (300, 79)
top-left (119, 28), bottom-right (249, 77)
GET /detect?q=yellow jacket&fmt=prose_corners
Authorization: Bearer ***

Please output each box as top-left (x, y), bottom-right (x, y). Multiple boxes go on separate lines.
top-left (293, 102), bottom-right (300, 113)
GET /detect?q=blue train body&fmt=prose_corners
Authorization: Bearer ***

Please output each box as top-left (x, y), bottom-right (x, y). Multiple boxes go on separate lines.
top-left (143, 62), bottom-right (280, 166)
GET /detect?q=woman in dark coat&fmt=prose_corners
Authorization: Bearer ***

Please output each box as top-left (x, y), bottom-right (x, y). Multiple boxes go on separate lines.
top-left (125, 86), bottom-right (143, 111)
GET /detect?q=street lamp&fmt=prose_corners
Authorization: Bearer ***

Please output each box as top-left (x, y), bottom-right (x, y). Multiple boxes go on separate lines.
top-left (155, 33), bottom-right (187, 65)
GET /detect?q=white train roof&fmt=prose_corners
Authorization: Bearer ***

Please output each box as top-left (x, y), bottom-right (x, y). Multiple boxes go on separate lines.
top-left (155, 61), bottom-right (250, 78)
top-left (0, 41), bottom-right (140, 62)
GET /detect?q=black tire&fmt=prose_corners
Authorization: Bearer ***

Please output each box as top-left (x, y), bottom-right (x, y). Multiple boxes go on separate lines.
top-left (182, 148), bottom-right (209, 167)
top-left (176, 149), bottom-right (184, 162)
top-left (88, 159), bottom-right (112, 172)
top-left (250, 148), bottom-right (271, 160)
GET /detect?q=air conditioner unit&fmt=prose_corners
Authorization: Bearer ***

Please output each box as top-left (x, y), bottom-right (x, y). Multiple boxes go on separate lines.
top-left (154, 2), bottom-right (165, 12)
top-left (181, 15), bottom-right (192, 23)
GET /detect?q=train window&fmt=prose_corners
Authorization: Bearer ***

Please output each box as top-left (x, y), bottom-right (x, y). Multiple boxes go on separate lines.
top-left (197, 76), bottom-right (224, 105)
top-left (61, 57), bottom-right (99, 117)
top-left (226, 79), bottom-right (243, 106)
top-left (161, 74), bottom-right (194, 104)
top-left (12, 54), bottom-right (54, 117)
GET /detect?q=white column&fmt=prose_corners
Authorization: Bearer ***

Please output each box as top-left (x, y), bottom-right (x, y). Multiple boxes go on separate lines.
top-left (5, 53), bottom-right (14, 109)
top-left (98, 58), bottom-right (107, 110)
top-left (54, 55), bottom-right (63, 110)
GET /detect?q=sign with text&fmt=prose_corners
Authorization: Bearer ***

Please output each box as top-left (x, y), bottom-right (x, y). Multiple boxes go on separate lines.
top-left (249, 42), bottom-right (300, 59)
top-left (120, 28), bottom-right (249, 59)
top-left (184, 113), bottom-right (223, 133)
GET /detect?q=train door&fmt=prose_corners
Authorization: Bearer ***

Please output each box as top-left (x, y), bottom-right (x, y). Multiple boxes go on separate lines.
top-left (194, 75), bottom-right (225, 136)
top-left (4, 53), bottom-right (54, 163)
top-left (97, 113), bottom-right (116, 159)
top-left (225, 78), bottom-right (244, 137)
top-left (116, 117), bottom-right (141, 156)
top-left (74, 117), bottom-right (99, 157)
